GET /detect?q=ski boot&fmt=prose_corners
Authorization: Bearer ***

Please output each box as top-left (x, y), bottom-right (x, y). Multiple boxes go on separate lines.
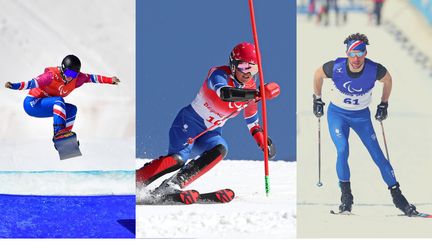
top-left (389, 182), bottom-right (418, 216)
top-left (136, 154), bottom-right (184, 186)
top-left (52, 128), bottom-right (81, 160)
top-left (151, 177), bottom-right (181, 196)
top-left (339, 181), bottom-right (354, 213)
top-left (53, 128), bottom-right (74, 141)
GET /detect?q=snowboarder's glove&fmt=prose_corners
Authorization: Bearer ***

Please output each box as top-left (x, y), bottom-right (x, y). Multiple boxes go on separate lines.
top-left (112, 76), bottom-right (121, 85)
top-left (313, 94), bottom-right (325, 118)
top-left (257, 82), bottom-right (280, 101)
top-left (5, 82), bottom-right (13, 89)
top-left (375, 101), bottom-right (388, 121)
top-left (250, 125), bottom-right (276, 159)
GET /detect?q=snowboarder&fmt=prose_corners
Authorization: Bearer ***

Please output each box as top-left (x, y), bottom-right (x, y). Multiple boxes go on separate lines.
top-left (4, 54), bottom-right (120, 158)
top-left (312, 33), bottom-right (418, 216)
top-left (136, 42), bottom-right (280, 197)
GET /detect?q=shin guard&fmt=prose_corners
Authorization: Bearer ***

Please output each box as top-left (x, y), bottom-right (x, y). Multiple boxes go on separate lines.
top-left (136, 154), bottom-right (184, 186)
top-left (173, 144), bottom-right (227, 188)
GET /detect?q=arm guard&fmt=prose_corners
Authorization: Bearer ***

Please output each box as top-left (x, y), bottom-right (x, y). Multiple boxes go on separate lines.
top-left (219, 87), bottom-right (258, 102)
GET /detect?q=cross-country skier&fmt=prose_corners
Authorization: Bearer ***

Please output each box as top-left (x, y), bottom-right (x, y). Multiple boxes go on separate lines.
top-left (312, 33), bottom-right (418, 216)
top-left (4, 54), bottom-right (120, 142)
top-left (136, 42), bottom-right (280, 196)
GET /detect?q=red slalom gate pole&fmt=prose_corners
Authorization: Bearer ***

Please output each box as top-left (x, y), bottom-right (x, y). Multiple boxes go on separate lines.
top-left (248, 0), bottom-right (270, 197)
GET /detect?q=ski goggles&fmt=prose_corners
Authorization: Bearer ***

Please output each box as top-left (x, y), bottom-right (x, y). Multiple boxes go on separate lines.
top-left (236, 61), bottom-right (258, 75)
top-left (63, 68), bottom-right (79, 78)
top-left (347, 51), bottom-right (366, 58)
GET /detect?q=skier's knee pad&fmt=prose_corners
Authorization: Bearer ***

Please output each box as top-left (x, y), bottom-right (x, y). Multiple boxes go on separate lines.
top-left (171, 154), bottom-right (185, 168)
top-left (214, 144), bottom-right (228, 159)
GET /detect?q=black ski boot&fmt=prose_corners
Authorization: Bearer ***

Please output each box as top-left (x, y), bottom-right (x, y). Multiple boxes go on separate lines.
top-left (389, 182), bottom-right (418, 216)
top-left (148, 177), bottom-right (182, 203)
top-left (339, 181), bottom-right (354, 213)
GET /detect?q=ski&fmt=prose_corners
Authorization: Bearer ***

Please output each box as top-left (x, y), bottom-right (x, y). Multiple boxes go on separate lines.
top-left (410, 212), bottom-right (432, 218)
top-left (329, 210), bottom-right (432, 218)
top-left (138, 189), bottom-right (235, 205)
top-left (197, 189), bottom-right (235, 204)
top-left (138, 189), bottom-right (199, 205)
top-left (330, 210), bottom-right (354, 215)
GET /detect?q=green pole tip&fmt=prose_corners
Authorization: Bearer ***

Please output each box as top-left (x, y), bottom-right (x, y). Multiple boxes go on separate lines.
top-left (264, 175), bottom-right (270, 196)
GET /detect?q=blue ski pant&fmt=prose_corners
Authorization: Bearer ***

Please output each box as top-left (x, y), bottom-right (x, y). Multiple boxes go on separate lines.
top-left (327, 103), bottom-right (397, 187)
top-left (23, 96), bottom-right (77, 135)
top-left (168, 105), bottom-right (228, 162)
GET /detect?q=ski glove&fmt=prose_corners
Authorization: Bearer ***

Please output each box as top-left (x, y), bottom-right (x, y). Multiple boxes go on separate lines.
top-left (250, 125), bottom-right (276, 159)
top-left (4, 82), bottom-right (12, 89)
top-left (313, 94), bottom-right (325, 118)
top-left (258, 82), bottom-right (280, 100)
top-left (112, 77), bottom-right (121, 85)
top-left (375, 101), bottom-right (388, 121)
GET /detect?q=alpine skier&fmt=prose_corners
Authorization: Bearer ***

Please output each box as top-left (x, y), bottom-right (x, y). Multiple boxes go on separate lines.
top-left (312, 33), bottom-right (418, 216)
top-left (136, 42), bottom-right (280, 197)
top-left (4, 54), bottom-right (120, 143)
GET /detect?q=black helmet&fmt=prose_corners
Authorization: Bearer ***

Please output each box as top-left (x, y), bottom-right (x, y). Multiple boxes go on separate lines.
top-left (61, 55), bottom-right (81, 72)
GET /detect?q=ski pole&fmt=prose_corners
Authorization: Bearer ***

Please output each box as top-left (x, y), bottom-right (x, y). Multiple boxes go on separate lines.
top-left (248, 0), bottom-right (271, 197)
top-left (317, 117), bottom-right (323, 187)
top-left (183, 99), bottom-right (255, 146)
top-left (380, 121), bottom-right (390, 161)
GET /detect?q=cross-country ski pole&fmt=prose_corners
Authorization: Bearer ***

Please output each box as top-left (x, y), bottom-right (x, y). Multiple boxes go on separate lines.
top-left (248, 0), bottom-right (271, 197)
top-left (380, 121), bottom-right (390, 161)
top-left (317, 117), bottom-right (323, 187)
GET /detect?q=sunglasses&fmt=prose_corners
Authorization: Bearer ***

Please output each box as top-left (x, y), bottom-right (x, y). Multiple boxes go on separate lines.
top-left (347, 51), bottom-right (366, 58)
top-left (63, 68), bottom-right (79, 78)
top-left (236, 61), bottom-right (258, 75)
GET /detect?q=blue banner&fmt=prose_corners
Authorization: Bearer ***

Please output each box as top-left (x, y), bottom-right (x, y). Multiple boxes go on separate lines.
top-left (0, 194), bottom-right (135, 238)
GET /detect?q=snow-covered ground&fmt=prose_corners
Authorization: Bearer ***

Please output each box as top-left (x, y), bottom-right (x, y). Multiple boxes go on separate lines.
top-left (136, 159), bottom-right (296, 238)
top-left (0, 170), bottom-right (134, 195)
top-left (0, 0), bottom-right (135, 194)
top-left (297, 0), bottom-right (432, 238)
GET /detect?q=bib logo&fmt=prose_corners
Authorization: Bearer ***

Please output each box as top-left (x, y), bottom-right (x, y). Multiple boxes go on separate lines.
top-left (228, 102), bottom-right (243, 109)
top-left (343, 81), bottom-right (363, 93)
top-left (58, 85), bottom-right (70, 96)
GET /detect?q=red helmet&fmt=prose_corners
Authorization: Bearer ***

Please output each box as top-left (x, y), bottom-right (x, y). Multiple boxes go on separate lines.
top-left (229, 42), bottom-right (258, 74)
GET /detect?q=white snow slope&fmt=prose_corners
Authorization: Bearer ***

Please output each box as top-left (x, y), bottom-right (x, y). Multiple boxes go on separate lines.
top-left (297, 0), bottom-right (432, 238)
top-left (136, 159), bottom-right (296, 238)
top-left (0, 0), bottom-right (135, 195)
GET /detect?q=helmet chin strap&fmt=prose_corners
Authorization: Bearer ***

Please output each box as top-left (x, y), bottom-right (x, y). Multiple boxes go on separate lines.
top-left (60, 72), bottom-right (73, 84)
top-left (60, 72), bottom-right (69, 83)
top-left (58, 67), bottom-right (67, 82)
top-left (231, 73), bottom-right (244, 87)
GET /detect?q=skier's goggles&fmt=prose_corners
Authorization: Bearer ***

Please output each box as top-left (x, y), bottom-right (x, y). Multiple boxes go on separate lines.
top-left (347, 51), bottom-right (366, 58)
top-left (63, 69), bottom-right (79, 78)
top-left (236, 62), bottom-right (258, 75)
